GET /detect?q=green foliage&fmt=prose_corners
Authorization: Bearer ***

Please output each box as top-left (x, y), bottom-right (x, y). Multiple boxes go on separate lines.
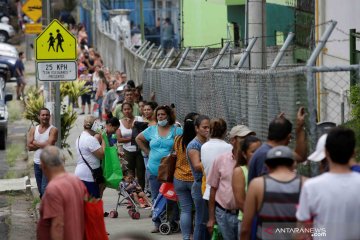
top-left (6, 144), bottom-right (24, 167)
top-left (345, 84), bottom-right (360, 162)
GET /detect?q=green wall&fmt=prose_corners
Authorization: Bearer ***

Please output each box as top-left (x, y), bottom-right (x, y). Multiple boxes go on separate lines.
top-left (182, 0), bottom-right (228, 48)
top-left (227, 3), bottom-right (295, 46)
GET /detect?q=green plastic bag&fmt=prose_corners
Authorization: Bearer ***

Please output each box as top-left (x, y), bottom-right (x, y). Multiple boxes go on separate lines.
top-left (211, 224), bottom-right (223, 240)
top-left (102, 132), bottom-right (123, 189)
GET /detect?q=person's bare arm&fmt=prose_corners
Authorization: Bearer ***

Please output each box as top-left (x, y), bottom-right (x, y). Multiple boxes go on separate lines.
top-left (135, 133), bottom-right (150, 156)
top-left (50, 215), bottom-right (64, 240)
top-left (232, 167), bottom-right (246, 211)
top-left (294, 107), bottom-right (307, 162)
top-left (240, 178), bottom-right (262, 240)
top-left (188, 149), bottom-right (203, 172)
top-left (92, 146), bottom-right (104, 161)
top-left (117, 126), bottom-right (131, 143)
top-left (207, 186), bottom-right (217, 236)
top-left (27, 127), bottom-right (39, 151)
top-left (33, 128), bottom-right (58, 148)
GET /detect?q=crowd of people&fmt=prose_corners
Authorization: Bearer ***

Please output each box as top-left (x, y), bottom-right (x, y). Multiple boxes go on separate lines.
top-left (29, 22), bottom-right (360, 240)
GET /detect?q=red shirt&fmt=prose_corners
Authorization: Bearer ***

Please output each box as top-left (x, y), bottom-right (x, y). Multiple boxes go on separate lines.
top-left (37, 173), bottom-right (86, 240)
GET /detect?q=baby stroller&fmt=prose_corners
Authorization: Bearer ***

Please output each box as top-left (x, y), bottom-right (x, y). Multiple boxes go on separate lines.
top-left (152, 192), bottom-right (180, 235)
top-left (109, 181), bottom-right (152, 220)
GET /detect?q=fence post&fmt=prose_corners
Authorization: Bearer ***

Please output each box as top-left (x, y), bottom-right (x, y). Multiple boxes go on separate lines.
top-left (144, 43), bottom-right (155, 57)
top-left (151, 49), bottom-right (164, 69)
top-left (135, 41), bottom-right (148, 54)
top-left (138, 41), bottom-right (151, 56)
top-left (193, 47), bottom-right (209, 70)
top-left (270, 32), bottom-right (295, 69)
top-left (237, 37), bottom-right (257, 69)
top-left (211, 41), bottom-right (231, 70)
top-left (161, 48), bottom-right (175, 69)
top-left (143, 52), bottom-right (152, 69)
top-left (176, 47), bottom-right (190, 70)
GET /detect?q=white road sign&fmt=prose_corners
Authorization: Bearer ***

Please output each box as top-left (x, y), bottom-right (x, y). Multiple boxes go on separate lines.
top-left (37, 61), bottom-right (77, 81)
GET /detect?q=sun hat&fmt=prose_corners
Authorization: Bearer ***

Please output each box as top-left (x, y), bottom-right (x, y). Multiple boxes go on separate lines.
top-left (308, 134), bottom-right (327, 162)
top-left (229, 125), bottom-right (255, 138)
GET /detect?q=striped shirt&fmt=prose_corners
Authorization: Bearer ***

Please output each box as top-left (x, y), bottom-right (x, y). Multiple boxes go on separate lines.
top-left (256, 175), bottom-right (302, 240)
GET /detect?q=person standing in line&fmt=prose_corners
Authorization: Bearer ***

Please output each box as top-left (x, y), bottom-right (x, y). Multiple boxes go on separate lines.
top-left (114, 89), bottom-right (141, 119)
top-left (201, 118), bottom-right (233, 203)
top-left (15, 51), bottom-right (25, 100)
top-left (296, 127), bottom-right (360, 240)
top-left (232, 135), bottom-right (261, 235)
top-left (37, 146), bottom-right (87, 240)
top-left (240, 146), bottom-right (306, 240)
top-left (27, 108), bottom-right (58, 198)
top-left (75, 116), bottom-right (105, 198)
top-left (161, 18), bottom-right (174, 53)
top-left (173, 112), bottom-right (199, 240)
top-left (135, 105), bottom-right (183, 233)
top-left (207, 125), bottom-right (255, 240)
top-left (187, 115), bottom-right (211, 240)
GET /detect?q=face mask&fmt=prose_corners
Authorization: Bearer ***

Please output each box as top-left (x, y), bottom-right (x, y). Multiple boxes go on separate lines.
top-left (158, 119), bottom-right (168, 127)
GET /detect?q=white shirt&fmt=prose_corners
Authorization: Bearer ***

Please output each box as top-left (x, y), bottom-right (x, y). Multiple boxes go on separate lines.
top-left (201, 138), bottom-right (232, 200)
top-left (296, 172), bottom-right (360, 240)
top-left (33, 125), bottom-right (54, 164)
top-left (119, 116), bottom-right (143, 152)
top-left (75, 131), bottom-right (102, 182)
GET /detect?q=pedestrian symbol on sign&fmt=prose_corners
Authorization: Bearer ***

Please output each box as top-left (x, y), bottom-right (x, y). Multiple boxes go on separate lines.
top-left (56, 29), bottom-right (64, 52)
top-left (47, 33), bottom-right (55, 52)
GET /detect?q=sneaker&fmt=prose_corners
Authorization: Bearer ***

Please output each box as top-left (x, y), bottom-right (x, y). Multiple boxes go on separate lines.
top-left (79, 112), bottom-right (85, 115)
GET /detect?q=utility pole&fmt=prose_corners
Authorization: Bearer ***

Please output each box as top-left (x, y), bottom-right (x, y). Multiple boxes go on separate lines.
top-left (140, 0), bottom-right (145, 42)
top-left (248, 0), bottom-right (266, 69)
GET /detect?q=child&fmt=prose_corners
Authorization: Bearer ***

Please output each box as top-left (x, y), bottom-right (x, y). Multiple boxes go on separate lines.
top-left (121, 171), bottom-right (151, 208)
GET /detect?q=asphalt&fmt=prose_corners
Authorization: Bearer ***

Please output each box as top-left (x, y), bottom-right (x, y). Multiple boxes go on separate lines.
top-left (1, 42), bottom-right (182, 239)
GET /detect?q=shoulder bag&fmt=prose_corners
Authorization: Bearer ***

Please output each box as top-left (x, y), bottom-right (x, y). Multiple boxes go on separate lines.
top-left (157, 127), bottom-right (179, 183)
top-left (78, 135), bottom-right (105, 185)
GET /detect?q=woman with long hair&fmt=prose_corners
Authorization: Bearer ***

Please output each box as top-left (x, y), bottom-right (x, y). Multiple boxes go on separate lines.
top-left (173, 112), bottom-right (199, 240)
top-left (135, 105), bottom-right (183, 232)
top-left (187, 115), bottom-right (211, 240)
top-left (118, 102), bottom-right (145, 189)
top-left (232, 135), bottom-right (261, 234)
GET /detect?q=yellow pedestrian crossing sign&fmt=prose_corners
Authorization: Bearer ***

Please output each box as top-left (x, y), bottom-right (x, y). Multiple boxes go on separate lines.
top-left (35, 19), bottom-right (77, 61)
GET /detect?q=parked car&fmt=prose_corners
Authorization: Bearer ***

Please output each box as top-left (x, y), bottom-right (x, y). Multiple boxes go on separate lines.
top-left (0, 89), bottom-right (12, 150)
top-left (0, 44), bottom-right (17, 85)
top-left (0, 21), bottom-right (15, 43)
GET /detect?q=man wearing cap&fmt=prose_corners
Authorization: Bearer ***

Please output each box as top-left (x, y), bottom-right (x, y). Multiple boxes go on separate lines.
top-left (248, 107), bottom-right (307, 184)
top-left (240, 146), bottom-right (306, 240)
top-left (308, 134), bottom-right (329, 174)
top-left (111, 84), bottom-right (126, 112)
top-left (207, 125), bottom-right (255, 240)
top-left (296, 127), bottom-right (360, 240)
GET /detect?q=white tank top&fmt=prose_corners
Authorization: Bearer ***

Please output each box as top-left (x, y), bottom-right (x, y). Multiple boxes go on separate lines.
top-left (119, 116), bottom-right (142, 152)
top-left (33, 125), bottom-right (54, 164)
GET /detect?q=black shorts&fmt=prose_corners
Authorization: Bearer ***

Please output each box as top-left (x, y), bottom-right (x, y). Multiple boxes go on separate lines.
top-left (16, 76), bottom-right (25, 86)
top-left (81, 94), bottom-right (91, 105)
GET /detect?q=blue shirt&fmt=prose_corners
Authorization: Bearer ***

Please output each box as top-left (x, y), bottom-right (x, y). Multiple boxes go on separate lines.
top-left (248, 143), bottom-right (272, 184)
top-left (15, 59), bottom-right (24, 77)
top-left (143, 125), bottom-right (183, 176)
top-left (186, 138), bottom-right (203, 182)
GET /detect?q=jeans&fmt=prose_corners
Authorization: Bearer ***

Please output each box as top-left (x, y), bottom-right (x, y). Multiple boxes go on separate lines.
top-left (215, 206), bottom-right (239, 240)
top-left (96, 97), bottom-right (103, 118)
top-left (174, 178), bottom-right (194, 240)
top-left (34, 163), bottom-right (48, 198)
top-left (192, 181), bottom-right (209, 240)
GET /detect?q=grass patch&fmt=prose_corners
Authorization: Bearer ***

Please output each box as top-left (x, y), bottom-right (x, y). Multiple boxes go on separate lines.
top-left (6, 143), bottom-right (24, 167)
top-left (31, 197), bottom-right (40, 210)
top-left (7, 101), bottom-right (23, 123)
top-left (4, 171), bottom-right (16, 179)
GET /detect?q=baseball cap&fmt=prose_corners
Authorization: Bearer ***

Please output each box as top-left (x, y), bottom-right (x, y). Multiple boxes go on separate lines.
top-left (266, 146), bottom-right (294, 161)
top-left (229, 125), bottom-right (255, 138)
top-left (308, 134), bottom-right (327, 162)
top-left (116, 84), bottom-right (125, 92)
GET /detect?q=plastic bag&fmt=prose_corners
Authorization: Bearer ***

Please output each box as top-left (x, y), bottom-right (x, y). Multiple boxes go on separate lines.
top-left (84, 196), bottom-right (108, 240)
top-left (102, 132), bottom-right (123, 189)
top-left (159, 182), bottom-right (178, 201)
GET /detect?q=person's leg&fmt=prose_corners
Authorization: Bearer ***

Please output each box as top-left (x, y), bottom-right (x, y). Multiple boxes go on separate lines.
top-left (40, 173), bottom-right (48, 197)
top-left (87, 96), bottom-right (91, 114)
top-left (33, 163), bottom-right (43, 197)
top-left (16, 79), bottom-right (21, 99)
top-left (148, 175), bottom-right (161, 203)
top-left (97, 97), bottom-right (103, 120)
top-left (174, 178), bottom-right (193, 240)
top-left (124, 149), bottom-right (136, 175)
top-left (191, 181), bottom-right (205, 240)
top-left (135, 151), bottom-right (145, 190)
top-left (81, 95), bottom-right (86, 114)
top-left (82, 180), bottom-right (101, 198)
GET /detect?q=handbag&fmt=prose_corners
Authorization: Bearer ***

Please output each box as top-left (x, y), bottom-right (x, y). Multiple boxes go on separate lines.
top-left (84, 195), bottom-right (108, 240)
top-left (157, 128), bottom-right (178, 183)
top-left (101, 131), bottom-right (123, 189)
top-left (78, 135), bottom-right (105, 185)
